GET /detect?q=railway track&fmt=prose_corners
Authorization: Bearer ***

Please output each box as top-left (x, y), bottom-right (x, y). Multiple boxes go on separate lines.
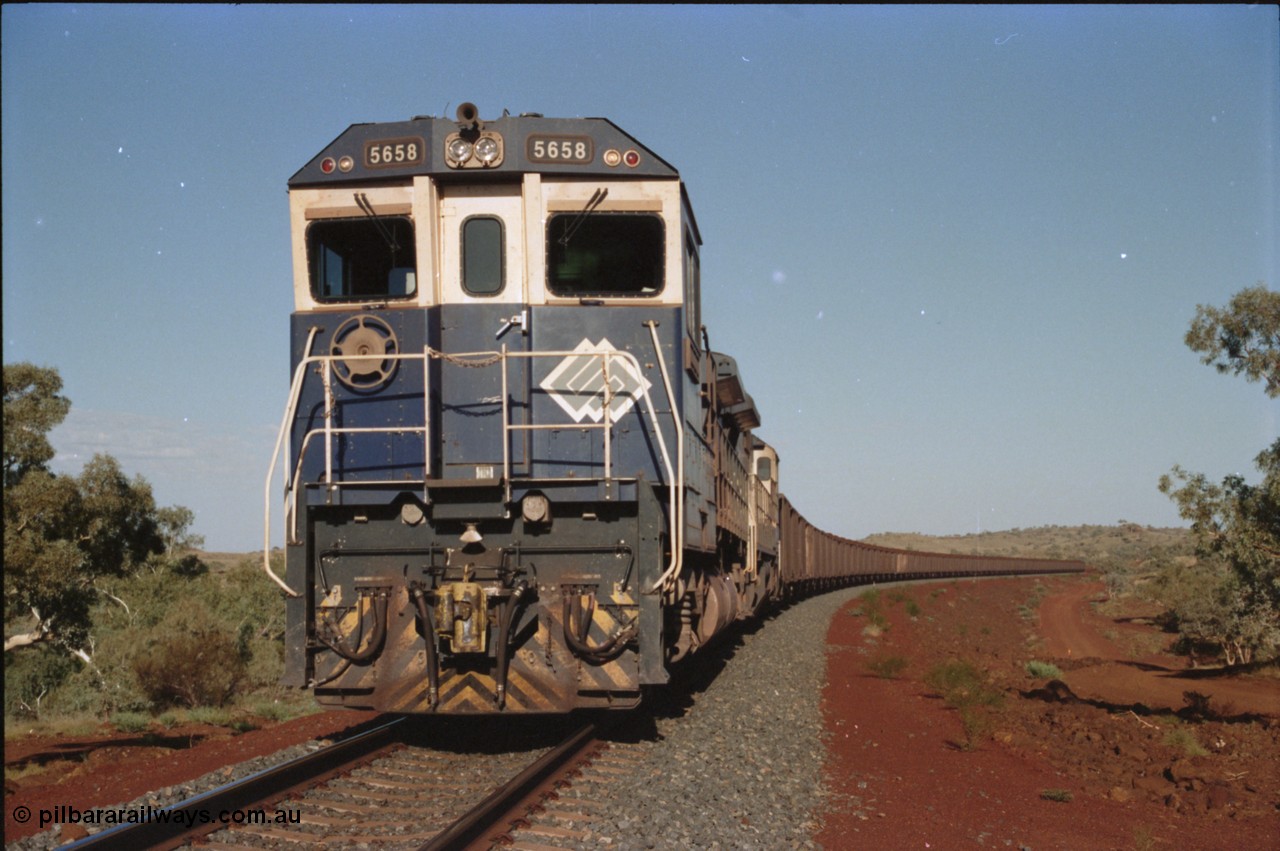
top-left (463, 738), bottom-right (653, 850)
top-left (55, 715), bottom-right (619, 851)
top-left (59, 717), bottom-right (407, 850)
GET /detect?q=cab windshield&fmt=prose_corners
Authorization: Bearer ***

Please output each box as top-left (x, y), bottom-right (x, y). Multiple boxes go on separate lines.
top-left (546, 213), bottom-right (663, 297)
top-left (308, 217), bottom-right (416, 301)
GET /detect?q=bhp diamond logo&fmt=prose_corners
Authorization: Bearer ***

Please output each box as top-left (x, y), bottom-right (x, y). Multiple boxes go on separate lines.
top-left (540, 338), bottom-right (652, 423)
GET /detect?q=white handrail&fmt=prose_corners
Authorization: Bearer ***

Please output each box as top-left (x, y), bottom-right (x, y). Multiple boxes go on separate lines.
top-left (264, 336), bottom-right (683, 598)
top-left (644, 321), bottom-right (684, 593)
top-left (261, 326), bottom-right (320, 597)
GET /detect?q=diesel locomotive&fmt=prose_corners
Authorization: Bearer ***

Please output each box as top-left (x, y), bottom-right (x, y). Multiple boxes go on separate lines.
top-left (265, 104), bottom-right (1084, 715)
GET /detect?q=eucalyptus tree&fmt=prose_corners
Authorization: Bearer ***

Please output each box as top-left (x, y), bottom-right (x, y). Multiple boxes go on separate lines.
top-left (1160, 285), bottom-right (1280, 664)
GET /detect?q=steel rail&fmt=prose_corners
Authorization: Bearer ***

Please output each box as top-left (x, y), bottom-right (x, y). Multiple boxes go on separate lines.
top-left (418, 721), bottom-right (600, 851)
top-left (60, 716), bottom-right (406, 851)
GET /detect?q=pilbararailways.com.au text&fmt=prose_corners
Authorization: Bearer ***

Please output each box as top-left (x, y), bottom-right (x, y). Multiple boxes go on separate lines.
top-left (28, 804), bottom-right (301, 830)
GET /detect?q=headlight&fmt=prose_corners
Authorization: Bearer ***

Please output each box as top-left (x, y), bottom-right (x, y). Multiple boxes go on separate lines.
top-left (522, 492), bottom-right (551, 524)
top-left (474, 136), bottom-right (500, 165)
top-left (447, 137), bottom-right (473, 165)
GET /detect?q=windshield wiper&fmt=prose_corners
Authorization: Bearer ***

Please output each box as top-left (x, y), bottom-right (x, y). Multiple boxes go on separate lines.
top-left (558, 187), bottom-right (608, 247)
top-left (355, 192), bottom-right (401, 253)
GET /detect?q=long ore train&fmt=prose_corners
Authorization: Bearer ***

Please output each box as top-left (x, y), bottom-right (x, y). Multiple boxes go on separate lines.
top-left (265, 104), bottom-right (1085, 715)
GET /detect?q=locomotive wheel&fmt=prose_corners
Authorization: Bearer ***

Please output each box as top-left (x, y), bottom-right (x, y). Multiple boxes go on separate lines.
top-left (329, 315), bottom-right (399, 390)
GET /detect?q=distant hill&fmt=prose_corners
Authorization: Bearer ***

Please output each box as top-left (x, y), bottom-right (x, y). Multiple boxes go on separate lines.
top-left (862, 524), bottom-right (1193, 571)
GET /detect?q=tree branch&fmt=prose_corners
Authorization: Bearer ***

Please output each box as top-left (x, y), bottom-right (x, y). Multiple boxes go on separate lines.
top-left (3, 607), bottom-right (54, 652)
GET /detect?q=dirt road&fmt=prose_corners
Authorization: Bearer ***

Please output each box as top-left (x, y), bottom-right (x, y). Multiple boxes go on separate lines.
top-left (1037, 581), bottom-right (1278, 717)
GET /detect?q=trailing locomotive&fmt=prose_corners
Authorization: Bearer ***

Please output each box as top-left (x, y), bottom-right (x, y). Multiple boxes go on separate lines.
top-left (265, 104), bottom-right (1084, 715)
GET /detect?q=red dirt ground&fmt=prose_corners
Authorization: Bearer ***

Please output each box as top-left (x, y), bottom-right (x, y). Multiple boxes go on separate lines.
top-left (817, 575), bottom-right (1279, 850)
top-left (5, 575), bottom-right (1277, 848)
top-left (4, 710), bottom-right (379, 842)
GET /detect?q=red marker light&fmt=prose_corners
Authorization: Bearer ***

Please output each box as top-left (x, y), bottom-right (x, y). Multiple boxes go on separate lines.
top-left (623, 150), bottom-right (641, 167)
top-left (320, 157), bottom-right (337, 174)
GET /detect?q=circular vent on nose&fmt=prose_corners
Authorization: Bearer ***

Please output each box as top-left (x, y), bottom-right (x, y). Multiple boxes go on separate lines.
top-left (329, 315), bottom-right (399, 390)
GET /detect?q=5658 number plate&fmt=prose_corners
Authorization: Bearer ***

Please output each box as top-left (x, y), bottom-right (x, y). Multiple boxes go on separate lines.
top-left (364, 137), bottom-right (425, 168)
top-left (527, 135), bottom-right (593, 164)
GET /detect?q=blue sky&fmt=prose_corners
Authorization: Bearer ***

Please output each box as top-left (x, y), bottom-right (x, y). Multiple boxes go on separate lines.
top-left (4, 5), bottom-right (1277, 551)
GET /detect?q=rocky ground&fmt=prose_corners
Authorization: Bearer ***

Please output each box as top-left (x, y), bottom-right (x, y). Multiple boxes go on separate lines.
top-left (5, 573), bottom-right (1277, 849)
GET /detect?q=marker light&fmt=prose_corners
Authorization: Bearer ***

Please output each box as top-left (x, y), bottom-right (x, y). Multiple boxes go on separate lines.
top-left (623, 150), bottom-right (641, 167)
top-left (320, 157), bottom-right (337, 174)
top-left (603, 149), bottom-right (622, 167)
top-left (338, 156), bottom-right (354, 173)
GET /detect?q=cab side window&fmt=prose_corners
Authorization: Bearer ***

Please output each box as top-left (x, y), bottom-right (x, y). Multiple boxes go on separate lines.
top-left (684, 235), bottom-right (701, 339)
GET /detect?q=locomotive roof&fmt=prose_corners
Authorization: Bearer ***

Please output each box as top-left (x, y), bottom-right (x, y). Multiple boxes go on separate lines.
top-left (289, 109), bottom-right (680, 187)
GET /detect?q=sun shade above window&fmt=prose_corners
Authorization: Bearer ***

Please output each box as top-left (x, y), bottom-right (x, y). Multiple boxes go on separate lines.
top-left (546, 213), bottom-right (663, 297)
top-left (308, 217), bottom-right (416, 301)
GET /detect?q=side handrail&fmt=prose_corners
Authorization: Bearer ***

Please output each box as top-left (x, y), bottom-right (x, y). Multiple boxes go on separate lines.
top-left (261, 326), bottom-right (320, 597)
top-left (644, 321), bottom-right (684, 594)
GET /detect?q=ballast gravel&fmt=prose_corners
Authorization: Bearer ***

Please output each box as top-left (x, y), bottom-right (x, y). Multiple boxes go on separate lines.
top-left (557, 586), bottom-right (868, 851)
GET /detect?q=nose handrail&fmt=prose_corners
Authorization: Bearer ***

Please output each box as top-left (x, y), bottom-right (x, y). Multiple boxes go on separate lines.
top-left (263, 336), bottom-right (682, 598)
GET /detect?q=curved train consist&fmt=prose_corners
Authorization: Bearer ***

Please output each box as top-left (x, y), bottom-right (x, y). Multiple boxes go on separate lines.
top-left (266, 104), bottom-right (1085, 715)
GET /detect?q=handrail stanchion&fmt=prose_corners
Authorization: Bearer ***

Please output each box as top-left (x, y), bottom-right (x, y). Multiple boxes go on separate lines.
top-left (501, 344), bottom-right (510, 503)
top-left (423, 345), bottom-right (432, 486)
top-left (322, 361), bottom-right (334, 496)
top-left (602, 352), bottom-right (613, 485)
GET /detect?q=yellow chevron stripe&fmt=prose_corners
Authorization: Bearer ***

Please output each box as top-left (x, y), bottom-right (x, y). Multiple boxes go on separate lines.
top-left (541, 597), bottom-right (640, 694)
top-left (504, 663), bottom-right (569, 711)
top-left (438, 671), bottom-right (494, 712)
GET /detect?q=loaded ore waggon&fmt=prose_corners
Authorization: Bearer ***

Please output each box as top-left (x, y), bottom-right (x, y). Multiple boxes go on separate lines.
top-left (264, 103), bottom-right (1085, 715)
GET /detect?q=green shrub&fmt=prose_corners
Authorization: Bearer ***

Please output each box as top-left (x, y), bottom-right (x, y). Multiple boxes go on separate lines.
top-left (186, 706), bottom-right (234, 727)
top-left (866, 655), bottom-right (909, 679)
top-left (4, 644), bottom-right (76, 718)
top-left (924, 659), bottom-right (1004, 750)
top-left (1163, 728), bottom-right (1209, 757)
top-left (110, 711), bottom-right (152, 734)
top-left (853, 589), bottom-right (889, 630)
top-left (131, 599), bottom-right (247, 709)
top-left (903, 599), bottom-right (921, 618)
top-left (250, 700), bottom-right (295, 723)
top-left (956, 705), bottom-right (994, 747)
top-left (1041, 788), bottom-right (1073, 803)
top-left (1025, 660), bottom-right (1063, 679)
